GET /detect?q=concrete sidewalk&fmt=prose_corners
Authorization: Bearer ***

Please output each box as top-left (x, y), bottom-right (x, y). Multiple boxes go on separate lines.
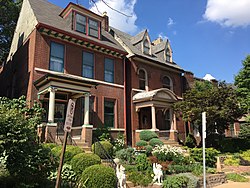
top-left (215, 181), bottom-right (250, 188)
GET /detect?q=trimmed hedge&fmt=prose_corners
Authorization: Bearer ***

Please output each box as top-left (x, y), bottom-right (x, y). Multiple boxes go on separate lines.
top-left (135, 140), bottom-right (148, 147)
top-left (51, 145), bottom-right (83, 163)
top-left (42, 143), bottom-right (57, 150)
top-left (92, 141), bottom-right (113, 159)
top-left (81, 165), bottom-right (117, 188)
top-left (71, 153), bottom-right (101, 177)
top-left (139, 130), bottom-right (158, 141)
top-left (149, 138), bottom-right (164, 147)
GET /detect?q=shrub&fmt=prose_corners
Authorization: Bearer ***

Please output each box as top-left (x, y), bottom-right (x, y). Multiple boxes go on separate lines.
top-left (145, 145), bottom-right (153, 156)
top-left (241, 150), bottom-right (250, 161)
top-left (184, 134), bottom-right (197, 148)
top-left (115, 147), bottom-right (135, 164)
top-left (238, 123), bottom-right (250, 140)
top-left (190, 148), bottom-right (219, 167)
top-left (178, 173), bottom-right (199, 188)
top-left (149, 138), bottom-right (164, 147)
top-left (218, 138), bottom-right (250, 153)
top-left (163, 175), bottom-right (189, 188)
top-left (113, 133), bottom-right (125, 153)
top-left (92, 141), bottom-right (113, 159)
top-left (135, 140), bottom-right (148, 147)
top-left (152, 145), bottom-right (185, 162)
top-left (139, 130), bottom-right (158, 141)
top-left (224, 156), bottom-right (240, 166)
top-left (191, 164), bottom-right (203, 176)
top-left (51, 145), bottom-right (83, 163)
top-left (43, 143), bottom-right (57, 150)
top-left (71, 153), bottom-right (101, 178)
top-left (135, 154), bottom-right (152, 171)
top-left (226, 173), bottom-right (249, 182)
top-left (81, 165), bottom-right (117, 188)
top-left (127, 170), bottom-right (152, 186)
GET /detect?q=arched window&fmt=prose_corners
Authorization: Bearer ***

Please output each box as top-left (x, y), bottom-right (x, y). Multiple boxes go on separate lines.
top-left (162, 76), bottom-right (172, 90)
top-left (138, 69), bottom-right (148, 90)
top-left (165, 48), bottom-right (171, 62)
top-left (143, 40), bottom-right (150, 55)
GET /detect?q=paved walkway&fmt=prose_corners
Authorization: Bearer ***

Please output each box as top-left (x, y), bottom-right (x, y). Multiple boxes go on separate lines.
top-left (215, 181), bottom-right (250, 188)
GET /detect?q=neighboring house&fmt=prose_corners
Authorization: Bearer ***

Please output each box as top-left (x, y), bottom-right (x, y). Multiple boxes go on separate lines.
top-left (0, 0), bottom-right (203, 147)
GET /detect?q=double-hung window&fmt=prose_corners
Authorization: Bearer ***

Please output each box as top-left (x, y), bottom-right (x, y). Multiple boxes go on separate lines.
top-left (104, 58), bottom-right (114, 83)
top-left (50, 42), bottom-right (64, 72)
top-left (88, 18), bottom-right (99, 38)
top-left (76, 13), bottom-right (86, 34)
top-left (82, 51), bottom-right (94, 78)
top-left (104, 99), bottom-right (115, 127)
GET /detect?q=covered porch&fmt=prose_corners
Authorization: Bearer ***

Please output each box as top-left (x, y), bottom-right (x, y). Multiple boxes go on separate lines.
top-left (133, 88), bottom-right (179, 141)
top-left (34, 72), bottom-right (97, 147)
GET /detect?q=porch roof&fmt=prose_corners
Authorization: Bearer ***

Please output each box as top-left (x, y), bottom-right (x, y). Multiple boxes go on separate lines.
top-left (133, 88), bottom-right (178, 102)
top-left (34, 72), bottom-right (97, 96)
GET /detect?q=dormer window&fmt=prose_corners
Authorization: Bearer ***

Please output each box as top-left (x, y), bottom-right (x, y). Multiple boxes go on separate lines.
top-left (89, 18), bottom-right (98, 38)
top-left (143, 40), bottom-right (150, 55)
top-left (76, 14), bottom-right (86, 34)
top-left (75, 12), bottom-right (100, 39)
top-left (165, 48), bottom-right (171, 62)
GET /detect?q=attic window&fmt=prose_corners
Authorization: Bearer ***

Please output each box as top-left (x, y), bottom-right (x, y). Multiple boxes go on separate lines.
top-left (75, 12), bottom-right (100, 39)
top-left (143, 40), bottom-right (150, 55)
top-left (165, 48), bottom-right (171, 62)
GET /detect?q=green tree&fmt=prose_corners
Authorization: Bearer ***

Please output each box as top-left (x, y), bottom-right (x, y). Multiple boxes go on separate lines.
top-left (174, 81), bottom-right (242, 146)
top-left (0, 0), bottom-right (22, 63)
top-left (235, 55), bottom-right (250, 121)
top-left (0, 96), bottom-right (57, 186)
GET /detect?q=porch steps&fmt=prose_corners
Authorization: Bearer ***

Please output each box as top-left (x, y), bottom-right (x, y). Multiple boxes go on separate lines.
top-left (159, 137), bottom-right (182, 147)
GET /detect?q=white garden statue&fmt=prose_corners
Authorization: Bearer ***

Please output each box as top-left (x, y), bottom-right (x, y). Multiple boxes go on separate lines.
top-left (153, 163), bottom-right (163, 184)
top-left (114, 158), bottom-right (126, 188)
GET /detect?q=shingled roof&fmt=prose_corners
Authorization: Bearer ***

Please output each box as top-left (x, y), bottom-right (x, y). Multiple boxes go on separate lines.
top-left (28, 0), bottom-right (126, 53)
top-left (110, 27), bottom-right (183, 71)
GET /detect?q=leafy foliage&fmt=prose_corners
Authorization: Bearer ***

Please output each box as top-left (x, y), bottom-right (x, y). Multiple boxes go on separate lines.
top-left (92, 141), bottom-right (113, 159)
top-left (163, 175), bottom-right (189, 188)
top-left (0, 0), bottom-right (22, 63)
top-left (81, 165), bottom-right (117, 188)
top-left (115, 147), bottom-right (135, 164)
top-left (174, 81), bottom-right (242, 146)
top-left (127, 170), bottom-right (152, 186)
top-left (226, 173), bottom-right (249, 182)
top-left (184, 133), bottom-right (197, 148)
top-left (139, 130), bottom-right (158, 141)
top-left (70, 153), bottom-right (101, 179)
top-left (190, 148), bottom-right (219, 167)
top-left (238, 123), bottom-right (250, 139)
top-left (135, 140), bottom-right (148, 147)
top-left (149, 138), bottom-right (164, 147)
top-left (135, 153), bottom-right (152, 171)
top-left (0, 96), bottom-right (56, 186)
top-left (234, 55), bottom-right (250, 119)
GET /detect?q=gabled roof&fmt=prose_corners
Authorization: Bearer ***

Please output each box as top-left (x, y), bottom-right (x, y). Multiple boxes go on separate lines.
top-left (130, 29), bottom-right (147, 45)
top-left (110, 27), bottom-right (183, 71)
top-left (28, 0), bottom-right (126, 53)
top-left (152, 40), bottom-right (168, 54)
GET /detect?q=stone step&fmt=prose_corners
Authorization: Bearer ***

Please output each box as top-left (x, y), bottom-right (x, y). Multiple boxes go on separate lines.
top-left (159, 137), bottom-right (182, 147)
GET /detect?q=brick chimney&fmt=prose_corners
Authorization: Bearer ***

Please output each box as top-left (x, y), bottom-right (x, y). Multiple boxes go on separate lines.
top-left (152, 37), bottom-right (163, 45)
top-left (102, 11), bottom-right (109, 31)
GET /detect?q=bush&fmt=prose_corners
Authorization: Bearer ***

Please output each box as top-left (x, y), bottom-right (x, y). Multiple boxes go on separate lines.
top-left (178, 173), bottom-right (199, 188)
top-left (81, 165), bottom-right (117, 188)
top-left (115, 147), bottom-right (135, 164)
top-left (152, 145), bottom-right (185, 162)
top-left (224, 156), bottom-right (240, 166)
top-left (92, 141), bottom-right (113, 159)
top-left (51, 145), bottom-right (83, 163)
top-left (190, 148), bottom-right (219, 167)
top-left (43, 143), bottom-right (57, 150)
top-left (71, 153), bottom-right (101, 178)
top-left (149, 138), bottom-right (164, 147)
top-left (238, 123), bottom-right (250, 139)
top-left (139, 130), bottom-right (158, 141)
top-left (226, 173), bottom-right (249, 182)
top-left (241, 150), bottom-right (250, 161)
top-left (135, 154), bottom-right (152, 171)
top-left (163, 175), bottom-right (189, 188)
top-left (145, 145), bottom-right (153, 156)
top-left (135, 140), bottom-right (148, 147)
top-left (218, 138), bottom-right (250, 153)
top-left (127, 170), bottom-right (152, 186)
top-left (184, 134), bottom-right (197, 148)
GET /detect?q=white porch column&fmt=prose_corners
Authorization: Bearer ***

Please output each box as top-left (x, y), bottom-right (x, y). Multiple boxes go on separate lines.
top-left (151, 106), bottom-right (157, 130)
top-left (83, 93), bottom-right (90, 125)
top-left (170, 108), bottom-right (176, 130)
top-left (48, 87), bottom-right (56, 123)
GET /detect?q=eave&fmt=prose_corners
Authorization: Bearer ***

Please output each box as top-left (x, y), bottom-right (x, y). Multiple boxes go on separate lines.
top-left (36, 23), bottom-right (127, 59)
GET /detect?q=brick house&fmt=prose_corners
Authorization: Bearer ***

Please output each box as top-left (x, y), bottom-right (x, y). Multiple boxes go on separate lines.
top-left (0, 0), bottom-right (192, 147)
